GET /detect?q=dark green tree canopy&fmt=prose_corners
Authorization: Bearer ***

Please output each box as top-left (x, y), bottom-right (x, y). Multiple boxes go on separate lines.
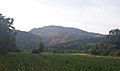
top-left (0, 14), bottom-right (17, 53)
top-left (109, 29), bottom-right (120, 35)
top-left (31, 42), bottom-right (44, 54)
top-left (90, 29), bottom-right (120, 56)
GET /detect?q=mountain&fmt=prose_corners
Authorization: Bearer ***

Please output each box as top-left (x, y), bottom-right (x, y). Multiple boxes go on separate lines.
top-left (15, 30), bottom-right (41, 51)
top-left (30, 26), bottom-right (104, 46)
top-left (46, 36), bottom-right (103, 52)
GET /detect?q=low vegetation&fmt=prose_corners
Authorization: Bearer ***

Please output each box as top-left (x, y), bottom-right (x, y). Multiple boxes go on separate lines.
top-left (0, 53), bottom-right (120, 71)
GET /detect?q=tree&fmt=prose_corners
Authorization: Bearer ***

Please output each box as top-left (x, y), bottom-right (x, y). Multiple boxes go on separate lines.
top-left (38, 42), bottom-right (44, 53)
top-left (31, 41), bottom-right (44, 54)
top-left (90, 29), bottom-right (120, 56)
top-left (31, 49), bottom-right (40, 54)
top-left (0, 14), bottom-right (17, 54)
top-left (108, 29), bottom-right (120, 49)
top-left (109, 29), bottom-right (120, 35)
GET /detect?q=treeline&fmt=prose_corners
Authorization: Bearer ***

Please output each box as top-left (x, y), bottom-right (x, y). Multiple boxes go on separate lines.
top-left (90, 29), bottom-right (120, 56)
top-left (44, 37), bottom-right (103, 54)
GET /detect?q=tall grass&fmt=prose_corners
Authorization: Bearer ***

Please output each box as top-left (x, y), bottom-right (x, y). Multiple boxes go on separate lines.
top-left (0, 53), bottom-right (120, 71)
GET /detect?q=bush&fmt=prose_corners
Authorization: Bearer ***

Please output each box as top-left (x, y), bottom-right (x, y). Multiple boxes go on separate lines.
top-left (31, 49), bottom-right (40, 54)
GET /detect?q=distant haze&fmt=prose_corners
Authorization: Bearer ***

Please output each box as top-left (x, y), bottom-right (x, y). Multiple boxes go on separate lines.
top-left (0, 0), bottom-right (120, 34)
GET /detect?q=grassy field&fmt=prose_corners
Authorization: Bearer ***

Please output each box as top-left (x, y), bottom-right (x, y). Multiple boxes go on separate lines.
top-left (0, 53), bottom-right (120, 71)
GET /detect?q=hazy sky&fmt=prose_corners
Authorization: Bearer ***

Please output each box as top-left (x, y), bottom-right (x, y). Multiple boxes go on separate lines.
top-left (0, 0), bottom-right (120, 34)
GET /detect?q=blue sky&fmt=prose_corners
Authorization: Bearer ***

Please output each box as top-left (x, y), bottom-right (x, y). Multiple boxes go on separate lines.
top-left (0, 0), bottom-right (120, 34)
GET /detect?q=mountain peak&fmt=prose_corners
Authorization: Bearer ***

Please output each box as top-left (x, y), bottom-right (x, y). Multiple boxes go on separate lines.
top-left (30, 26), bottom-right (104, 46)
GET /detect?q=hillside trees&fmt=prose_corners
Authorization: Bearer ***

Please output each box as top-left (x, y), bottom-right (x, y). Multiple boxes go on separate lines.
top-left (90, 29), bottom-right (120, 56)
top-left (31, 41), bottom-right (44, 54)
top-left (0, 14), bottom-right (19, 53)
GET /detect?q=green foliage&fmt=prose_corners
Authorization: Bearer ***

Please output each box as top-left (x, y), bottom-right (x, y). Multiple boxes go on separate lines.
top-left (109, 29), bottom-right (120, 35)
top-left (46, 37), bottom-right (102, 53)
top-left (0, 53), bottom-right (120, 71)
top-left (90, 29), bottom-right (120, 56)
top-left (38, 42), bottom-right (44, 53)
top-left (0, 14), bottom-right (19, 53)
top-left (31, 42), bottom-right (44, 54)
top-left (31, 49), bottom-right (40, 54)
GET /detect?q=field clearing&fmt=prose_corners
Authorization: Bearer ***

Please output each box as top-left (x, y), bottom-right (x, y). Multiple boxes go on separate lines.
top-left (0, 53), bottom-right (120, 71)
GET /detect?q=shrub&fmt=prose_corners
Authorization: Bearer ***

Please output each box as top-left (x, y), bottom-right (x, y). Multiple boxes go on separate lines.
top-left (31, 49), bottom-right (40, 54)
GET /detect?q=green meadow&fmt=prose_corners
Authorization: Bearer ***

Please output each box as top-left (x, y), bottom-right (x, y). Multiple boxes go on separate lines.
top-left (0, 53), bottom-right (120, 71)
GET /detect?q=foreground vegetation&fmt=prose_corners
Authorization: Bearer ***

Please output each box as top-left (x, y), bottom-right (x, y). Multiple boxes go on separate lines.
top-left (0, 14), bottom-right (120, 71)
top-left (0, 53), bottom-right (120, 71)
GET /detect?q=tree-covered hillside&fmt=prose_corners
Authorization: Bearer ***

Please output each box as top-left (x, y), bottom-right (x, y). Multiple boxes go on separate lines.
top-left (15, 30), bottom-right (42, 51)
top-left (90, 29), bottom-right (120, 56)
top-left (30, 26), bottom-right (104, 46)
top-left (46, 37), bottom-right (103, 53)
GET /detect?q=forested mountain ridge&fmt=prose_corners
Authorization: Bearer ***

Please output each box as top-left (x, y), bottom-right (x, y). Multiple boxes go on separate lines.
top-left (15, 30), bottom-right (41, 51)
top-left (14, 26), bottom-right (105, 52)
top-left (30, 26), bottom-right (104, 46)
top-left (47, 37), bottom-right (103, 53)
